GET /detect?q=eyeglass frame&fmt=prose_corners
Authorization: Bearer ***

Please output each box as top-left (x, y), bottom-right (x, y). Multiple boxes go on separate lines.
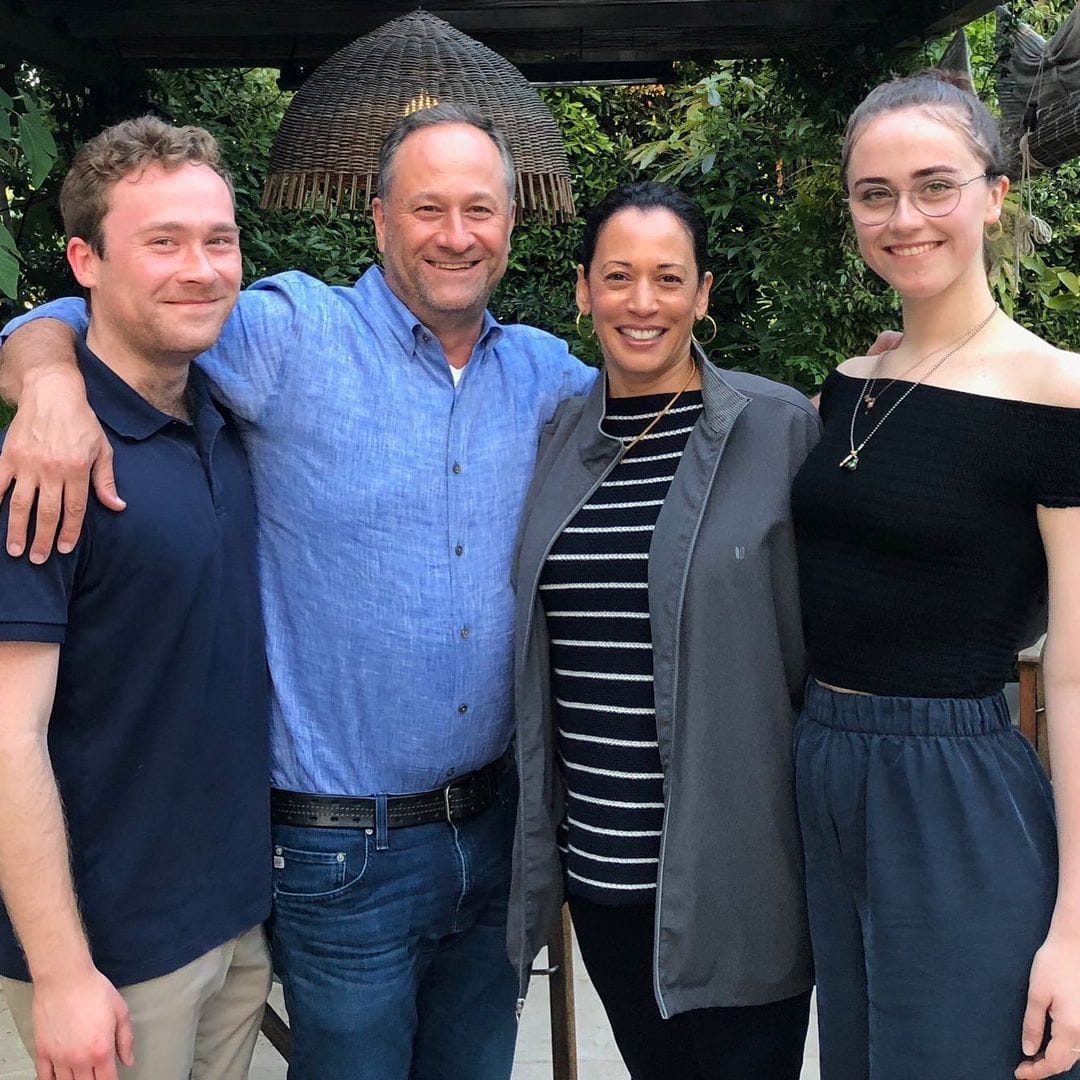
top-left (845, 170), bottom-right (997, 226)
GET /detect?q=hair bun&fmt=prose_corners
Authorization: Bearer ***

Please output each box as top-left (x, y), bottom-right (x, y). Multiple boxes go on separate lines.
top-left (924, 67), bottom-right (976, 95)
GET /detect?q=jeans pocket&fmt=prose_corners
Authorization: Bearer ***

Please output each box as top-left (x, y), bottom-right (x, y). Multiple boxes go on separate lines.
top-left (273, 836), bottom-right (369, 901)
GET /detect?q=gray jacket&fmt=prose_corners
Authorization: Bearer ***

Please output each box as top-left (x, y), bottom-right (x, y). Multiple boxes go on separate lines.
top-left (508, 360), bottom-right (821, 1018)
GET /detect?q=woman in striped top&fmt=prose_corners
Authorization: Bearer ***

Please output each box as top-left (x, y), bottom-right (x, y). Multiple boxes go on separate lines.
top-left (509, 183), bottom-right (821, 1079)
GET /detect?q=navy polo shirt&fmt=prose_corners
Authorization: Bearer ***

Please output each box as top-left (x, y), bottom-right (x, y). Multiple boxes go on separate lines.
top-left (0, 339), bottom-right (270, 987)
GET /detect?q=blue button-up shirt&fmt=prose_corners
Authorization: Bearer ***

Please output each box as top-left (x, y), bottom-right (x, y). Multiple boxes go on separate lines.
top-left (7, 268), bottom-right (596, 793)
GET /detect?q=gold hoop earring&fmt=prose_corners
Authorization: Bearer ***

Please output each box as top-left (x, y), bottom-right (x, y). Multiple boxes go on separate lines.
top-left (985, 219), bottom-right (1004, 242)
top-left (575, 311), bottom-right (593, 340)
top-left (692, 314), bottom-right (718, 346)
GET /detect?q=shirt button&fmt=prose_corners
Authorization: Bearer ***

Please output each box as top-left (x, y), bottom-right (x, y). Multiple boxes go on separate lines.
top-left (458, 703), bottom-right (469, 714)
top-left (446, 767), bottom-right (456, 778)
top-left (452, 462), bottom-right (462, 475)
top-left (421, 332), bottom-right (432, 344)
top-left (460, 626), bottom-right (471, 639)
top-left (455, 544), bottom-right (464, 556)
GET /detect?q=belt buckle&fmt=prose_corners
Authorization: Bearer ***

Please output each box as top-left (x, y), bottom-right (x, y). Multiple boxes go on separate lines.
top-left (443, 777), bottom-right (460, 824)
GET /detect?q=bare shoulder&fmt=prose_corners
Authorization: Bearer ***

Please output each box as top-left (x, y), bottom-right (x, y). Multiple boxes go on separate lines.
top-left (997, 322), bottom-right (1080, 407)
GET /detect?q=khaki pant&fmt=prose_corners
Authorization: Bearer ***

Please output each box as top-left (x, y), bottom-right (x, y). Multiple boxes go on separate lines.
top-left (2, 923), bottom-right (271, 1080)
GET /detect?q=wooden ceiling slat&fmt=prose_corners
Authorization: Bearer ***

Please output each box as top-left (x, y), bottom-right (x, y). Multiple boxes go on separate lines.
top-left (5, 0), bottom-right (998, 81)
top-left (44, 2), bottom-right (877, 39)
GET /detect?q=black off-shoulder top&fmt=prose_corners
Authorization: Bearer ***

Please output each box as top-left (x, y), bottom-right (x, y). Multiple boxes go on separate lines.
top-left (792, 369), bottom-right (1080, 697)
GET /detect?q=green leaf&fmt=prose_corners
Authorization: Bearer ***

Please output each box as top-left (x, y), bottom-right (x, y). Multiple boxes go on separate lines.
top-left (0, 226), bottom-right (19, 299)
top-left (0, 109), bottom-right (9, 142)
top-left (1045, 293), bottom-right (1080, 312)
top-left (700, 151), bottom-right (716, 175)
top-left (17, 111), bottom-right (57, 187)
top-left (1058, 270), bottom-right (1080, 294)
top-left (0, 88), bottom-right (13, 112)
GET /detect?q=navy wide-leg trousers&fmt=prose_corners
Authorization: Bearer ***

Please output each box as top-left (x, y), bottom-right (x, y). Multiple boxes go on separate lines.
top-left (795, 680), bottom-right (1078, 1080)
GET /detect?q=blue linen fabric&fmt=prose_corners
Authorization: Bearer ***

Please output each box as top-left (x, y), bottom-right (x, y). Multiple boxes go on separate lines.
top-left (5, 268), bottom-right (596, 794)
top-left (0, 340), bottom-right (270, 986)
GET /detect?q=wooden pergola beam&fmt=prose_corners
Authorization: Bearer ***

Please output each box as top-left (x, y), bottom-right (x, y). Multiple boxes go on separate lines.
top-left (0, 0), bottom-right (116, 82)
top-left (4, 0), bottom-right (999, 80)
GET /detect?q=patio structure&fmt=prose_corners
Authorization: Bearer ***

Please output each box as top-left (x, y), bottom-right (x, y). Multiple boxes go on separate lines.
top-left (7, 1), bottom-right (997, 85)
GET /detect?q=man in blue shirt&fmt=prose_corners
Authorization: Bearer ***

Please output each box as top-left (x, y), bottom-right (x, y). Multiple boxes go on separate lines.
top-left (0, 117), bottom-right (271, 1080)
top-left (0, 105), bottom-right (595, 1079)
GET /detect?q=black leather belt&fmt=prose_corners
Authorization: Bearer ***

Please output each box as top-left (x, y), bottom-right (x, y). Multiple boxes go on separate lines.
top-left (270, 751), bottom-right (509, 830)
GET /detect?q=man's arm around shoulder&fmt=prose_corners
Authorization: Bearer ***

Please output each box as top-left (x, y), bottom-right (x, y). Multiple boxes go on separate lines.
top-left (0, 313), bottom-right (119, 563)
top-left (0, 640), bottom-right (134, 1079)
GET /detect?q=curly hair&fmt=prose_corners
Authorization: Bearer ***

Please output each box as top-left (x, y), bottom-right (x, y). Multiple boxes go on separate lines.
top-left (60, 114), bottom-right (234, 256)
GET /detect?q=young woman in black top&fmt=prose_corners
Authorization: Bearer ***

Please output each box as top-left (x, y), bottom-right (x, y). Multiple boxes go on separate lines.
top-left (793, 70), bottom-right (1080, 1080)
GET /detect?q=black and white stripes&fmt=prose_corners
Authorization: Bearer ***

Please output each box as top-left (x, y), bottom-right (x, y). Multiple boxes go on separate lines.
top-left (539, 390), bottom-right (703, 903)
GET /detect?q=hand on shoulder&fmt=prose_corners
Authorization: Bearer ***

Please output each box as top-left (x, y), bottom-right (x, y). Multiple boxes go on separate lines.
top-left (835, 354), bottom-right (880, 379)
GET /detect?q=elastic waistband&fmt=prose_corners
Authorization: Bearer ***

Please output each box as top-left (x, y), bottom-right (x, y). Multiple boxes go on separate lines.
top-left (803, 680), bottom-right (1012, 737)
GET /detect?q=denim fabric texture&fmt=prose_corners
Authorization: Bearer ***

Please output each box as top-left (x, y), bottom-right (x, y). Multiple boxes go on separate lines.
top-left (2, 270), bottom-right (596, 794)
top-left (267, 766), bottom-right (519, 1080)
top-left (795, 681), bottom-right (1076, 1080)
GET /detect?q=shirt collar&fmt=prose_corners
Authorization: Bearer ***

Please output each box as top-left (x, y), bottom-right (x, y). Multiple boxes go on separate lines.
top-left (78, 336), bottom-right (216, 441)
top-left (354, 265), bottom-right (504, 356)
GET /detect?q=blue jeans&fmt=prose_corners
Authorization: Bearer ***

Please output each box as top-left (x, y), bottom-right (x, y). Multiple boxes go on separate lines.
top-left (267, 771), bottom-right (518, 1080)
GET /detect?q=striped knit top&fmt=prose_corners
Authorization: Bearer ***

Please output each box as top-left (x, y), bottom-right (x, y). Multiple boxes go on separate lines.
top-left (538, 388), bottom-right (704, 904)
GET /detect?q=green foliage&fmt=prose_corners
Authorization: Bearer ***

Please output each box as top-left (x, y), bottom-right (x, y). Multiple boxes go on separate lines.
top-left (926, 4), bottom-right (1080, 343)
top-left (0, 70), bottom-right (59, 301)
top-left (627, 54), bottom-right (899, 386)
top-left (7, 0), bottom-right (1080, 389)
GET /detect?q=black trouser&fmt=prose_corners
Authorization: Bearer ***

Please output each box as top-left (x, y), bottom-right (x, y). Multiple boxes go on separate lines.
top-left (568, 894), bottom-right (811, 1080)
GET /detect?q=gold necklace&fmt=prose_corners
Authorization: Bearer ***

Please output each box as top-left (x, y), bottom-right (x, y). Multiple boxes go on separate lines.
top-left (617, 362), bottom-right (697, 458)
top-left (839, 305), bottom-right (998, 472)
top-left (863, 350), bottom-right (931, 410)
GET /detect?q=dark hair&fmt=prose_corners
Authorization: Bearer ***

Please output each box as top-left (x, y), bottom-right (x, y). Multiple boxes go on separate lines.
top-left (376, 102), bottom-right (516, 203)
top-left (841, 69), bottom-right (1007, 186)
top-left (61, 115), bottom-right (233, 257)
top-left (580, 181), bottom-right (709, 282)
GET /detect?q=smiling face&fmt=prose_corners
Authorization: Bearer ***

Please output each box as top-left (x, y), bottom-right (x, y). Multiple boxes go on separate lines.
top-left (577, 207), bottom-right (712, 397)
top-left (845, 107), bottom-right (1007, 302)
top-left (371, 122), bottom-right (515, 340)
top-left (67, 161), bottom-right (241, 367)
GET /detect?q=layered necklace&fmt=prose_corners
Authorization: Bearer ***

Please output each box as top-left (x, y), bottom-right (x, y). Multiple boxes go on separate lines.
top-left (839, 304), bottom-right (998, 472)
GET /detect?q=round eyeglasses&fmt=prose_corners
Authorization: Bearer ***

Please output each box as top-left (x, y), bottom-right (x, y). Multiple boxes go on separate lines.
top-left (846, 172), bottom-right (993, 226)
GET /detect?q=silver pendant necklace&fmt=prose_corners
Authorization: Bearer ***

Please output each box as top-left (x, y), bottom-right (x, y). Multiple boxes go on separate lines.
top-left (840, 305), bottom-right (999, 472)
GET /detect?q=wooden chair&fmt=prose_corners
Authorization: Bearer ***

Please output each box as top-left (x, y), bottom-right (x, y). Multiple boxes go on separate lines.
top-left (259, 903), bottom-right (579, 1079)
top-left (1018, 634), bottom-right (1050, 775)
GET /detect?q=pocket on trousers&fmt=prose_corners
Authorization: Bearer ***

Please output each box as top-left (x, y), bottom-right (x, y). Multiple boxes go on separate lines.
top-left (272, 838), bottom-right (369, 900)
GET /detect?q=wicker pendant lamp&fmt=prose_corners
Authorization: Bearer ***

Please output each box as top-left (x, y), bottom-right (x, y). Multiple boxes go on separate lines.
top-left (261, 10), bottom-right (575, 221)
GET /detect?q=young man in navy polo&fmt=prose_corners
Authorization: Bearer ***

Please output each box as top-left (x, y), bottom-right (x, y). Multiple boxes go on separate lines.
top-left (0, 117), bottom-right (270, 1080)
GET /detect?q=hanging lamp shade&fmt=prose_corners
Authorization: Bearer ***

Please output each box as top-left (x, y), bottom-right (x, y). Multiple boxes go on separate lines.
top-left (261, 10), bottom-right (575, 221)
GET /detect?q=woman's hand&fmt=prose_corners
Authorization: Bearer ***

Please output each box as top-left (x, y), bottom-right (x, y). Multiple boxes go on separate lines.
top-left (1015, 928), bottom-right (1080, 1078)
